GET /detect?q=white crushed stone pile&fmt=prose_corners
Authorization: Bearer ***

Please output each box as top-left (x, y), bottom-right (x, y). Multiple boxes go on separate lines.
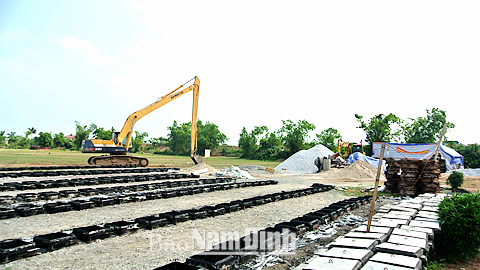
top-left (275, 145), bottom-right (334, 174)
top-left (216, 166), bottom-right (254, 179)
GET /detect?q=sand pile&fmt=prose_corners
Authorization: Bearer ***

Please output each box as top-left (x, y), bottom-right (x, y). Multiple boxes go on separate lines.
top-left (183, 163), bottom-right (219, 175)
top-left (319, 160), bottom-right (386, 180)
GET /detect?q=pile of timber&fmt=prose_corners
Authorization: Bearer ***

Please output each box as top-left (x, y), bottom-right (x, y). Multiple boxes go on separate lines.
top-left (384, 158), bottom-right (441, 197)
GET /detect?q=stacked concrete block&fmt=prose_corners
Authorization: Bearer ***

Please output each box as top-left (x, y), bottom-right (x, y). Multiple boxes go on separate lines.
top-left (296, 194), bottom-right (444, 270)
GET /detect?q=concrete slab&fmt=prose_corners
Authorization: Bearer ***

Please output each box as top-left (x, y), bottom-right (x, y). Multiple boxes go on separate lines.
top-left (389, 206), bottom-right (418, 213)
top-left (412, 217), bottom-right (439, 223)
top-left (344, 231), bottom-right (388, 243)
top-left (329, 237), bottom-right (378, 250)
top-left (318, 247), bottom-right (374, 263)
top-left (369, 252), bottom-right (422, 269)
top-left (388, 235), bottom-right (428, 251)
top-left (302, 256), bottom-right (363, 270)
top-left (419, 206), bottom-right (438, 212)
top-left (398, 203), bottom-right (423, 210)
top-left (361, 261), bottom-right (417, 270)
top-left (382, 213), bottom-right (413, 221)
top-left (353, 225), bottom-right (392, 235)
top-left (415, 211), bottom-right (438, 219)
top-left (374, 242), bottom-right (424, 258)
top-left (363, 219), bottom-right (405, 228)
top-left (408, 220), bottom-right (440, 233)
top-left (392, 228), bottom-right (428, 240)
top-left (399, 225), bottom-right (434, 240)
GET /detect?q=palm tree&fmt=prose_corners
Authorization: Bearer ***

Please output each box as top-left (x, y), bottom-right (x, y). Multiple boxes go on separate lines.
top-left (7, 132), bottom-right (17, 144)
top-left (27, 127), bottom-right (36, 140)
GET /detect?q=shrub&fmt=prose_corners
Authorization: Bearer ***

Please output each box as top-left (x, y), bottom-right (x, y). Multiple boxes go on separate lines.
top-left (447, 171), bottom-right (464, 189)
top-left (434, 193), bottom-right (480, 262)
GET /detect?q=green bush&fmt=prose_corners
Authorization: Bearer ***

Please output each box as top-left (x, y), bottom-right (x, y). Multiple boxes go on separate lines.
top-left (434, 193), bottom-right (480, 262)
top-left (447, 171), bottom-right (464, 189)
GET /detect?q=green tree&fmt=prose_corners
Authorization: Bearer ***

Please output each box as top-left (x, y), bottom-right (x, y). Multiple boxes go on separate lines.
top-left (166, 120), bottom-right (192, 155)
top-left (277, 119), bottom-right (316, 157)
top-left (53, 132), bottom-right (73, 149)
top-left (147, 137), bottom-right (168, 151)
top-left (0, 131), bottom-right (6, 146)
top-left (403, 108), bottom-right (455, 143)
top-left (238, 126), bottom-right (268, 158)
top-left (15, 137), bottom-right (30, 149)
top-left (93, 127), bottom-right (114, 140)
top-left (197, 120), bottom-right (228, 156)
top-left (33, 132), bottom-right (53, 148)
top-left (166, 120), bottom-right (227, 155)
top-left (355, 113), bottom-right (402, 143)
top-left (255, 132), bottom-right (283, 160)
top-left (73, 121), bottom-right (97, 150)
top-left (26, 127), bottom-right (36, 140)
top-left (5, 132), bottom-right (30, 149)
top-left (315, 128), bottom-right (343, 152)
top-left (447, 171), bottom-right (464, 189)
top-left (7, 132), bottom-right (18, 144)
top-left (131, 131), bottom-right (148, 153)
top-left (451, 143), bottom-right (480, 168)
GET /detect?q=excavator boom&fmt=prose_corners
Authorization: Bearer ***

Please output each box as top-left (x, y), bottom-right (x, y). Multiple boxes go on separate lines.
top-left (82, 76), bottom-right (202, 166)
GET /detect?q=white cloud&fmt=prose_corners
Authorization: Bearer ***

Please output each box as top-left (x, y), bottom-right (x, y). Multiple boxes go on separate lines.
top-left (59, 36), bottom-right (123, 66)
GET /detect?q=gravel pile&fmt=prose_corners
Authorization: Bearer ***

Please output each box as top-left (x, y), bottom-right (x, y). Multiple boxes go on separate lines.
top-left (275, 145), bottom-right (334, 174)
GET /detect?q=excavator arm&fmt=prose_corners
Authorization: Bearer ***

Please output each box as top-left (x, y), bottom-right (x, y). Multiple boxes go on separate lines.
top-left (116, 76), bottom-right (202, 164)
top-left (189, 78), bottom-right (202, 164)
top-left (82, 76), bottom-right (203, 166)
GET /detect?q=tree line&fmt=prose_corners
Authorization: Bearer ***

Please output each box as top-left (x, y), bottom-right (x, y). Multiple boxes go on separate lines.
top-left (1, 108), bottom-right (478, 168)
top-left (236, 108), bottom-right (479, 168)
top-left (0, 120), bottom-right (228, 156)
top-left (0, 128), bottom-right (74, 150)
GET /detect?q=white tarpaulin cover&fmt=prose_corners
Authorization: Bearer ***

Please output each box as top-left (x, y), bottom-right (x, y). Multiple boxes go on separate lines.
top-left (372, 142), bottom-right (464, 171)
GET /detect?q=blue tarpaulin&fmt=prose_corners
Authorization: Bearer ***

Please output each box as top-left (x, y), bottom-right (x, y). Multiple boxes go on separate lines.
top-left (372, 142), bottom-right (464, 171)
top-left (348, 152), bottom-right (387, 173)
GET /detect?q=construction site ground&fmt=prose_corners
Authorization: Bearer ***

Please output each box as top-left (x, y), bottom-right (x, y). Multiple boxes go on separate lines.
top-left (1, 162), bottom-right (479, 269)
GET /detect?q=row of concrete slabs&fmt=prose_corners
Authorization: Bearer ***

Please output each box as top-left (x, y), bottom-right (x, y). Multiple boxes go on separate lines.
top-left (296, 193), bottom-right (445, 270)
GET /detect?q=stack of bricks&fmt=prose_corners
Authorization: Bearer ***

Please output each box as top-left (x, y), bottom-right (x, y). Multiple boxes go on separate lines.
top-left (384, 158), bottom-right (441, 197)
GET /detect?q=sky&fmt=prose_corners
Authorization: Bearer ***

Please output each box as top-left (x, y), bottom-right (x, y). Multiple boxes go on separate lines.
top-left (1, 0), bottom-right (479, 146)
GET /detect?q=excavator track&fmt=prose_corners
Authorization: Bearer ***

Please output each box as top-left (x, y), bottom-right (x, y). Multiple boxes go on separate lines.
top-left (88, 155), bottom-right (149, 167)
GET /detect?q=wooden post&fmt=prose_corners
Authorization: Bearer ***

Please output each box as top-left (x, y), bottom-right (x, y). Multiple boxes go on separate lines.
top-left (433, 124), bottom-right (447, 160)
top-left (366, 144), bottom-right (386, 233)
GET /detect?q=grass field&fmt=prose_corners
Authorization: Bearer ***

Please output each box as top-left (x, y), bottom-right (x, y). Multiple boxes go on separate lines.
top-left (0, 148), bottom-right (282, 169)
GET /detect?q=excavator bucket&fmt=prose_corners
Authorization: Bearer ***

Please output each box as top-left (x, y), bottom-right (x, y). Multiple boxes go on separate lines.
top-left (191, 154), bottom-right (203, 165)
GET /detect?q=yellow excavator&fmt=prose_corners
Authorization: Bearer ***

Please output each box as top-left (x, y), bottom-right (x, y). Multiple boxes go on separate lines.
top-left (337, 140), bottom-right (365, 159)
top-left (81, 76), bottom-right (203, 167)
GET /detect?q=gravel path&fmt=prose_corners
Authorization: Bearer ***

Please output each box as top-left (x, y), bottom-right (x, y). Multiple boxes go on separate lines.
top-left (2, 174), bottom-right (349, 270)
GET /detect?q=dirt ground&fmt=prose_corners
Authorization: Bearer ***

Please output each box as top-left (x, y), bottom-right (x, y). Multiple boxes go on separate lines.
top-left (444, 254), bottom-right (480, 270)
top-left (439, 174), bottom-right (480, 193)
top-left (1, 163), bottom-right (479, 269)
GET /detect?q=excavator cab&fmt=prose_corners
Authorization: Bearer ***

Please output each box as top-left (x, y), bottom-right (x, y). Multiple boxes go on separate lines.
top-left (112, 131), bottom-right (119, 144)
top-left (352, 144), bottom-right (363, 154)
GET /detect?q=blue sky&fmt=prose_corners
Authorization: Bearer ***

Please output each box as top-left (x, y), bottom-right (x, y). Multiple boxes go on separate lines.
top-left (1, 1), bottom-right (479, 145)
